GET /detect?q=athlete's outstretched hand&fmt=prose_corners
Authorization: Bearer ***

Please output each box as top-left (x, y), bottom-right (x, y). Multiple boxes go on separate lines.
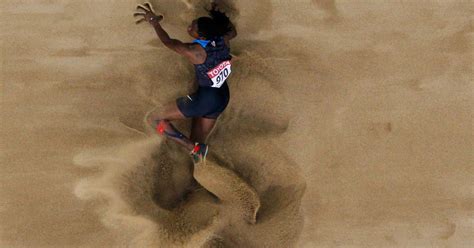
top-left (133, 2), bottom-right (163, 25)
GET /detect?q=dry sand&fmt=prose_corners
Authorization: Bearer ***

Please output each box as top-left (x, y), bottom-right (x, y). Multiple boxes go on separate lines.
top-left (1, 0), bottom-right (473, 247)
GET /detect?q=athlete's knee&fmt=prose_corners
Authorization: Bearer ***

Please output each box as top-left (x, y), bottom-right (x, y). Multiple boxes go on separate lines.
top-left (155, 119), bottom-right (169, 135)
top-left (147, 116), bottom-right (168, 136)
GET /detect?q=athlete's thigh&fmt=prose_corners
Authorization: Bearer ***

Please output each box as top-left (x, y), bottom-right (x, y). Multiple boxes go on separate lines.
top-left (160, 102), bottom-right (186, 120)
top-left (147, 102), bottom-right (186, 125)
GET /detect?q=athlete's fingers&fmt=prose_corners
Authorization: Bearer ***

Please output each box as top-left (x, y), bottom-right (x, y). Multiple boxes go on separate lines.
top-left (144, 2), bottom-right (156, 13)
top-left (133, 12), bottom-right (146, 17)
top-left (135, 18), bottom-right (146, 25)
top-left (136, 4), bottom-right (150, 13)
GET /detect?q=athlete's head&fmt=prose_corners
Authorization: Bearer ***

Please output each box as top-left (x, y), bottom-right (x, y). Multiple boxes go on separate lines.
top-left (187, 8), bottom-right (232, 40)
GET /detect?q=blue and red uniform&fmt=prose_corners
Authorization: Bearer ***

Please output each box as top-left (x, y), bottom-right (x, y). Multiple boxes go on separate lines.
top-left (176, 36), bottom-right (231, 119)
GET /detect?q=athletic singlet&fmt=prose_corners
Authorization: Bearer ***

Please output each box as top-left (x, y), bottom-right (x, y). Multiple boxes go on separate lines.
top-left (193, 37), bottom-right (232, 88)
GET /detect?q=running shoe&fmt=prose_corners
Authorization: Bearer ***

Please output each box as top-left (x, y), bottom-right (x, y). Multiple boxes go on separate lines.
top-left (156, 120), bottom-right (184, 139)
top-left (190, 143), bottom-right (208, 163)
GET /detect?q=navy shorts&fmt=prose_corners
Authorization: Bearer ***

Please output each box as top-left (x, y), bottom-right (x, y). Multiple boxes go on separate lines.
top-left (176, 82), bottom-right (230, 119)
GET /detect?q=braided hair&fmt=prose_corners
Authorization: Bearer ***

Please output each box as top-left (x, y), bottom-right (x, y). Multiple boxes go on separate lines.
top-left (197, 9), bottom-right (232, 39)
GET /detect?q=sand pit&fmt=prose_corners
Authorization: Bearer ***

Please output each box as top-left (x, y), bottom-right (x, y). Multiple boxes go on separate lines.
top-left (1, 0), bottom-right (472, 247)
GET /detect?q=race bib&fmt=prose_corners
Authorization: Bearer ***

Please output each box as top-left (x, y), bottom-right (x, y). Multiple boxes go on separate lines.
top-left (207, 60), bottom-right (232, 88)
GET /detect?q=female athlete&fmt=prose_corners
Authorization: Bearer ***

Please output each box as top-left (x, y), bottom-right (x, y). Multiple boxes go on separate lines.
top-left (134, 2), bottom-right (236, 163)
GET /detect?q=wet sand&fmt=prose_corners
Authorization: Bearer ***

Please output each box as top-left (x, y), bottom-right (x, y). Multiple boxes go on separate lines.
top-left (1, 0), bottom-right (473, 247)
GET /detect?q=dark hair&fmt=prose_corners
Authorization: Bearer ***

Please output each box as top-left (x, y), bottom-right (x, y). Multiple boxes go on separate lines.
top-left (197, 9), bottom-right (232, 39)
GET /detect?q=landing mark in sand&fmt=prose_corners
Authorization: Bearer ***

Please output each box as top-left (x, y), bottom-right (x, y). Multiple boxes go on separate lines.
top-left (194, 159), bottom-right (261, 224)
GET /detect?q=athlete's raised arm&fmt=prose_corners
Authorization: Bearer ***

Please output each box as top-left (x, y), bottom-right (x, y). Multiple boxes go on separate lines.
top-left (134, 2), bottom-right (195, 60)
top-left (150, 21), bottom-right (194, 57)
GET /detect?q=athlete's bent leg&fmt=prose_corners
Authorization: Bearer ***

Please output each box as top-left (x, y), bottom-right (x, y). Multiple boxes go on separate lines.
top-left (145, 102), bottom-right (195, 151)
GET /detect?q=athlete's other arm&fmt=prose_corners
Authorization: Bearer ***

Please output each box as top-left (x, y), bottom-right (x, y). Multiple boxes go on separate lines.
top-left (210, 2), bottom-right (236, 44)
top-left (224, 22), bottom-right (237, 43)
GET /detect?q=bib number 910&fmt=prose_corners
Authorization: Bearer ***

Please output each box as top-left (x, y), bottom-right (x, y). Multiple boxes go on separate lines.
top-left (207, 60), bottom-right (232, 88)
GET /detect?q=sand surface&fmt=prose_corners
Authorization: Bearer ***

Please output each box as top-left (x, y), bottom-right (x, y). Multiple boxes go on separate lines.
top-left (1, 0), bottom-right (473, 247)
